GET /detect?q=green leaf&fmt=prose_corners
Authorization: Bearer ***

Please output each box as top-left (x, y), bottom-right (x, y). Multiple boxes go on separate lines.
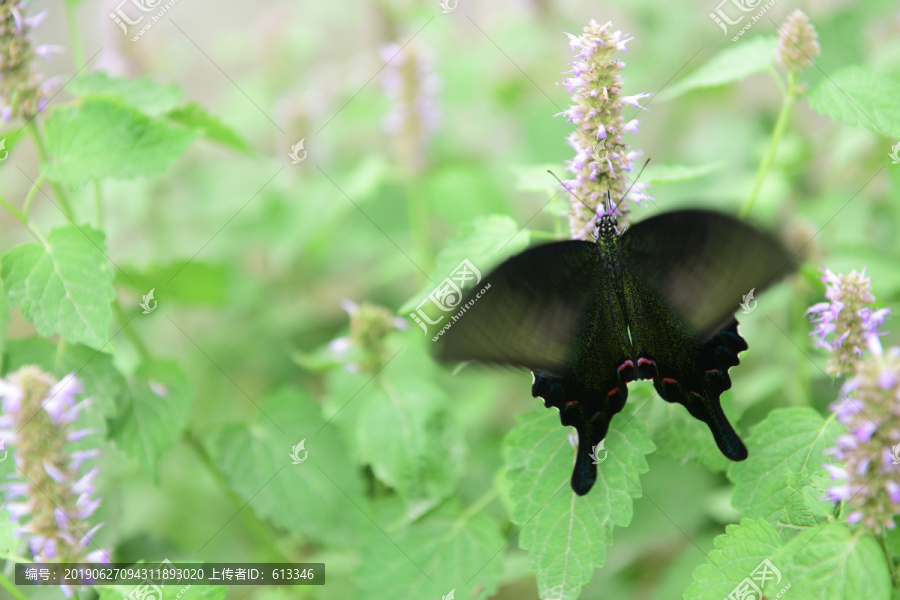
top-left (167, 103), bottom-right (253, 154)
top-left (115, 260), bottom-right (230, 307)
top-left (68, 72), bottom-right (183, 117)
top-left (0, 278), bottom-right (8, 362)
top-left (778, 523), bottom-right (892, 600)
top-left (356, 381), bottom-right (465, 519)
top-left (652, 398), bottom-right (740, 473)
top-left (108, 360), bottom-right (193, 477)
top-left (42, 99), bottom-right (196, 188)
top-left (807, 66), bottom-right (900, 138)
top-left (729, 408), bottom-right (840, 525)
top-left (503, 404), bottom-right (654, 599)
top-left (399, 215), bottom-right (530, 318)
top-left (208, 387), bottom-right (364, 546)
top-left (658, 36), bottom-right (777, 101)
top-left (685, 518), bottom-right (784, 600)
top-left (354, 508), bottom-right (504, 600)
top-left (1, 226), bottom-right (115, 349)
top-left (642, 162), bottom-right (724, 185)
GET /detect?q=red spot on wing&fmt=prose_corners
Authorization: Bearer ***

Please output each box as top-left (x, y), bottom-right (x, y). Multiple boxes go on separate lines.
top-left (637, 357), bottom-right (656, 367)
top-left (662, 377), bottom-right (678, 384)
top-left (705, 369), bottom-right (721, 375)
top-left (565, 400), bottom-right (579, 407)
top-left (689, 391), bottom-right (702, 398)
top-left (606, 387), bottom-right (620, 397)
top-left (617, 360), bottom-right (634, 373)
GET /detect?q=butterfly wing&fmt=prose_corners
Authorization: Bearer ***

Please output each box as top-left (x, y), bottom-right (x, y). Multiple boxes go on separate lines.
top-left (435, 241), bottom-right (634, 495)
top-left (621, 210), bottom-right (794, 339)
top-left (622, 264), bottom-right (749, 461)
top-left (436, 241), bottom-right (601, 373)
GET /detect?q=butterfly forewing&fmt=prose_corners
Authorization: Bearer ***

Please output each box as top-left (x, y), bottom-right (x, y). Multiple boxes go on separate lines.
top-left (622, 210), bottom-right (794, 338)
top-left (437, 241), bottom-right (604, 373)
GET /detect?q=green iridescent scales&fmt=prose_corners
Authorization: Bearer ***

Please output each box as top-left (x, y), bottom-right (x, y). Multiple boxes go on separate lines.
top-left (437, 209), bottom-right (793, 495)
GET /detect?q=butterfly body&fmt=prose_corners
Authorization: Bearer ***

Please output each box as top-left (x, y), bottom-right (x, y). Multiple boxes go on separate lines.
top-left (437, 209), bottom-right (792, 495)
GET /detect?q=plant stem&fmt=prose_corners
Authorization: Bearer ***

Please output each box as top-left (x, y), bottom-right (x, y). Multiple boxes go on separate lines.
top-left (0, 573), bottom-right (28, 600)
top-left (26, 122), bottom-right (74, 221)
top-left (405, 177), bottom-right (432, 275)
top-left (184, 432), bottom-right (296, 563)
top-left (879, 532), bottom-right (899, 588)
top-left (0, 195), bottom-right (27, 225)
top-left (93, 180), bottom-right (103, 228)
top-left (112, 299), bottom-right (151, 361)
top-left (22, 173), bottom-right (45, 220)
top-left (63, 0), bottom-right (87, 68)
top-left (740, 71), bottom-right (797, 219)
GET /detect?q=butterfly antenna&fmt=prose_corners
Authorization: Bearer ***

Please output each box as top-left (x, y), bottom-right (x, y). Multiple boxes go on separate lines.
top-left (612, 158), bottom-right (650, 215)
top-left (547, 170), bottom-right (596, 215)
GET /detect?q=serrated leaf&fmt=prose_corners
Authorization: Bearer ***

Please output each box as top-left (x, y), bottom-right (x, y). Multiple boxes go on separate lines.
top-left (2, 338), bottom-right (125, 417)
top-left (167, 103), bottom-right (253, 153)
top-left (643, 162), bottom-right (724, 185)
top-left (356, 381), bottom-right (465, 520)
top-left (399, 215), bottom-right (530, 317)
top-left (778, 523), bottom-right (891, 600)
top-left (729, 408), bottom-right (840, 525)
top-left (209, 387), bottom-right (364, 546)
top-left (108, 360), bottom-right (193, 476)
top-left (653, 399), bottom-right (740, 473)
top-left (503, 404), bottom-right (654, 599)
top-left (685, 518), bottom-right (785, 600)
top-left (659, 37), bottom-right (777, 101)
top-left (807, 66), bottom-right (900, 138)
top-left (354, 509), bottom-right (504, 600)
top-left (115, 260), bottom-right (230, 307)
top-left (1, 226), bottom-right (115, 349)
top-left (42, 99), bottom-right (195, 188)
top-left (68, 72), bottom-right (183, 116)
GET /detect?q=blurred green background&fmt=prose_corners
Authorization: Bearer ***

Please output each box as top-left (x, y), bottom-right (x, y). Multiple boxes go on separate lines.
top-left (1, 0), bottom-right (899, 598)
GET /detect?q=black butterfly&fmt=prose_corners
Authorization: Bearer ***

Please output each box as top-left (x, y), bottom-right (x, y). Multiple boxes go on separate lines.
top-left (435, 205), bottom-right (793, 495)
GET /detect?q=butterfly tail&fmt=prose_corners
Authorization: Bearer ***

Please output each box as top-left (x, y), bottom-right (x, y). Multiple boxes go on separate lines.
top-left (572, 429), bottom-right (598, 495)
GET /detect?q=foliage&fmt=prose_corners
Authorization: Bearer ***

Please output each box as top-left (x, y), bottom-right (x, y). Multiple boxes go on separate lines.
top-left (0, 1), bottom-right (898, 599)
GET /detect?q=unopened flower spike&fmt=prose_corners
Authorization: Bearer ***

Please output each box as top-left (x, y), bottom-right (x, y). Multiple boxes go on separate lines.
top-left (776, 9), bottom-right (820, 74)
top-left (559, 19), bottom-right (652, 241)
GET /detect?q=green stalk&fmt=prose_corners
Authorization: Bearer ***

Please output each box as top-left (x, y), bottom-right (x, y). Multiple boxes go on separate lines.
top-left (26, 122), bottom-right (74, 221)
top-left (63, 0), bottom-right (87, 68)
top-left (0, 195), bottom-right (27, 225)
top-left (184, 432), bottom-right (296, 563)
top-left (112, 300), bottom-right (152, 361)
top-left (22, 173), bottom-right (45, 220)
top-left (0, 573), bottom-right (28, 600)
top-left (405, 177), bottom-right (432, 275)
top-left (740, 71), bottom-right (797, 219)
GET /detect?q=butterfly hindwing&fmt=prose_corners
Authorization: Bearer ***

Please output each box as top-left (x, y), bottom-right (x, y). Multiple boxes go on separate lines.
top-left (622, 210), bottom-right (794, 338)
